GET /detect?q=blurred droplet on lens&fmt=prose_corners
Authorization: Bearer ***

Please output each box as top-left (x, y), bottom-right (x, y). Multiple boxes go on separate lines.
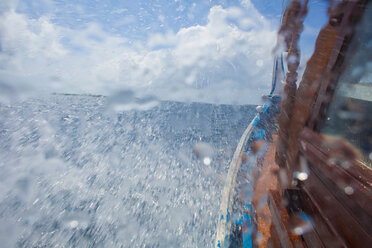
top-left (106, 90), bottom-right (159, 113)
top-left (351, 66), bottom-right (364, 78)
top-left (251, 140), bottom-right (265, 155)
top-left (294, 156), bottom-right (309, 181)
top-left (254, 231), bottom-right (263, 245)
top-left (344, 186), bottom-right (354, 195)
top-left (289, 213), bottom-right (313, 235)
top-left (279, 168), bottom-right (288, 187)
top-left (0, 82), bottom-right (14, 104)
top-left (193, 142), bottom-right (214, 165)
top-left (62, 213), bottom-right (90, 230)
top-left (293, 171), bottom-right (308, 181)
top-left (287, 54), bottom-right (298, 64)
top-left (256, 59), bottom-right (263, 67)
top-left (240, 153), bottom-right (248, 163)
top-left (256, 105), bottom-right (263, 114)
top-left (68, 220), bottom-right (79, 229)
top-left (337, 110), bottom-right (364, 121)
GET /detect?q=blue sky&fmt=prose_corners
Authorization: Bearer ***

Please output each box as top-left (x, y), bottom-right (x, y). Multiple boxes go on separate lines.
top-left (0, 0), bottom-right (328, 104)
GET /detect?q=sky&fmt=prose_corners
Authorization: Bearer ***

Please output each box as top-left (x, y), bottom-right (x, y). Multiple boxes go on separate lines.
top-left (0, 0), bottom-right (328, 105)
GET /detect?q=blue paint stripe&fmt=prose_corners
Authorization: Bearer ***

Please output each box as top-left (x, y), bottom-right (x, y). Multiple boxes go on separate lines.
top-left (223, 98), bottom-right (275, 247)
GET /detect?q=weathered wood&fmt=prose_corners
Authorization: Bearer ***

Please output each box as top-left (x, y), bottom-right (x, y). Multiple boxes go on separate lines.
top-left (268, 1), bottom-right (372, 247)
top-left (301, 225), bottom-right (325, 248)
top-left (303, 165), bottom-right (372, 247)
top-left (301, 188), bottom-right (346, 247)
top-left (268, 190), bottom-right (305, 248)
top-left (275, 0), bottom-right (309, 178)
top-left (285, 0), bottom-right (369, 182)
top-left (284, 189), bottom-right (326, 248)
top-left (252, 138), bottom-right (279, 248)
top-left (299, 127), bottom-right (372, 186)
top-left (307, 0), bottom-right (370, 131)
top-left (268, 224), bottom-right (280, 248)
top-left (285, 22), bottom-right (338, 178)
top-left (298, 128), bottom-right (372, 226)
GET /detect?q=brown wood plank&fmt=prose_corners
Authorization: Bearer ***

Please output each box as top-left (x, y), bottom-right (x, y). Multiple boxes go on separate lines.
top-left (303, 166), bottom-right (372, 247)
top-left (300, 127), bottom-right (372, 186)
top-left (298, 129), bottom-right (372, 231)
top-left (284, 0), bottom-right (369, 185)
top-left (268, 190), bottom-right (305, 248)
top-left (275, 0), bottom-right (308, 172)
top-left (307, 0), bottom-right (370, 131)
top-left (301, 188), bottom-right (346, 248)
top-left (301, 231), bottom-right (324, 248)
top-left (283, 189), bottom-right (329, 248)
top-left (252, 137), bottom-right (279, 248)
top-left (268, 224), bottom-right (281, 248)
top-left (308, 156), bottom-right (372, 231)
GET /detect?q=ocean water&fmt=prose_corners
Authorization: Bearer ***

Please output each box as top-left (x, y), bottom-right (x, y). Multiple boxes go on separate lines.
top-left (0, 94), bottom-right (256, 248)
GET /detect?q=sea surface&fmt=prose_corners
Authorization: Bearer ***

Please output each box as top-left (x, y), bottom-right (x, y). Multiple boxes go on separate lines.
top-left (0, 94), bottom-right (256, 248)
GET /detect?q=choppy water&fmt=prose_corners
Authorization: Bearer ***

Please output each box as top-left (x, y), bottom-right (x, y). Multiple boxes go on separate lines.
top-left (0, 95), bottom-right (256, 248)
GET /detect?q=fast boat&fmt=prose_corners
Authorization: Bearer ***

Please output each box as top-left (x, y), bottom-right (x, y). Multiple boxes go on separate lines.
top-left (216, 0), bottom-right (372, 247)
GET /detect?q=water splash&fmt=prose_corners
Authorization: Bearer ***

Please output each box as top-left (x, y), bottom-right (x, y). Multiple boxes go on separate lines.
top-left (0, 95), bottom-right (257, 247)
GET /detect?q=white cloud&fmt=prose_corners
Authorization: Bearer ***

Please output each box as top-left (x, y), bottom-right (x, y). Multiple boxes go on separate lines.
top-left (0, 0), bottom-right (17, 14)
top-left (0, 1), bottom-right (276, 105)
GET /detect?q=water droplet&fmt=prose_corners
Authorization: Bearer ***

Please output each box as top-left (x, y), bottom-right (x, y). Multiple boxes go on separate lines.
top-left (251, 140), bottom-right (265, 155)
top-left (69, 220), bottom-right (79, 228)
top-left (255, 105), bottom-right (263, 114)
top-left (107, 90), bottom-right (159, 112)
top-left (344, 186), bottom-right (354, 195)
top-left (62, 213), bottom-right (90, 230)
top-left (287, 54), bottom-right (298, 64)
top-left (341, 161), bottom-right (352, 169)
top-left (300, 141), bottom-right (306, 151)
top-left (294, 172), bottom-right (308, 181)
top-left (256, 59), bottom-right (264, 67)
top-left (294, 156), bottom-right (309, 181)
top-left (254, 231), bottom-right (263, 245)
top-left (337, 110), bottom-right (364, 121)
top-left (327, 157), bottom-right (340, 166)
top-left (257, 195), bottom-right (267, 210)
top-left (351, 66), bottom-right (364, 78)
top-left (203, 157), bottom-right (211, 165)
top-left (32, 198), bottom-right (39, 205)
top-left (279, 168), bottom-right (288, 187)
top-left (240, 153), bottom-right (248, 163)
top-left (193, 142), bottom-right (214, 165)
top-left (290, 213), bottom-right (313, 235)
top-left (0, 82), bottom-right (21, 104)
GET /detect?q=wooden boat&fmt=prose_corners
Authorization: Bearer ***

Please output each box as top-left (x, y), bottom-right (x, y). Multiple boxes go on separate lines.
top-left (216, 0), bottom-right (372, 247)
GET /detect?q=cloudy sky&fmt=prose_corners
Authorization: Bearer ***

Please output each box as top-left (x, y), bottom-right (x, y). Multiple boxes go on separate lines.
top-left (0, 0), bottom-right (328, 105)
